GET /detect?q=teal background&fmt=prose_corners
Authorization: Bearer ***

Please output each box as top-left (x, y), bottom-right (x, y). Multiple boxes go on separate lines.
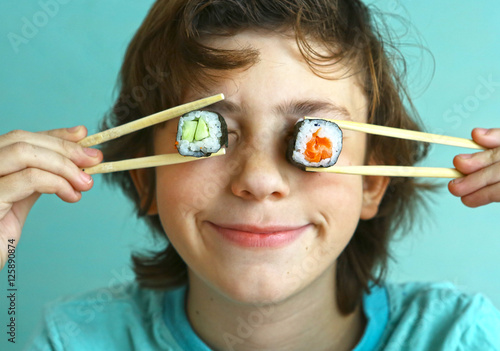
top-left (0, 0), bottom-right (499, 349)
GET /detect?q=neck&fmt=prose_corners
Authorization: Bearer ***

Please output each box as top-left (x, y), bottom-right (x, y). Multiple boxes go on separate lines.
top-left (186, 267), bottom-right (365, 351)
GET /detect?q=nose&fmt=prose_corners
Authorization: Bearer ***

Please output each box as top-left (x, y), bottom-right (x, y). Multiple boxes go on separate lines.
top-left (230, 136), bottom-right (290, 201)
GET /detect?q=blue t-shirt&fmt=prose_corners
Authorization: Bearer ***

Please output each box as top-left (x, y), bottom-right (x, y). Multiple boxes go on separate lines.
top-left (28, 281), bottom-right (500, 350)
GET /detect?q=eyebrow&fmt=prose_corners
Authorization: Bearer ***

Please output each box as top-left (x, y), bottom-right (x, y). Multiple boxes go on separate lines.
top-left (210, 100), bottom-right (242, 114)
top-left (274, 99), bottom-right (352, 120)
top-left (210, 99), bottom-right (352, 120)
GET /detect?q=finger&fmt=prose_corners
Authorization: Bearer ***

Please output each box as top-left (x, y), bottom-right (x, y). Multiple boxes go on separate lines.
top-left (448, 160), bottom-right (500, 198)
top-left (453, 147), bottom-right (500, 174)
top-left (39, 125), bottom-right (88, 143)
top-left (459, 181), bottom-right (500, 208)
top-left (0, 168), bottom-right (84, 205)
top-left (471, 128), bottom-right (500, 149)
top-left (0, 130), bottom-right (102, 168)
top-left (0, 143), bottom-right (94, 191)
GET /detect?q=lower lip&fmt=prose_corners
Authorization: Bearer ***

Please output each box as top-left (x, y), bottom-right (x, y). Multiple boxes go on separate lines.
top-left (208, 223), bottom-right (310, 248)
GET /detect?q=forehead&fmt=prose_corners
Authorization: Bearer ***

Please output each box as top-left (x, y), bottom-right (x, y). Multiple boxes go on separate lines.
top-left (203, 29), bottom-right (358, 77)
top-left (187, 30), bottom-right (368, 122)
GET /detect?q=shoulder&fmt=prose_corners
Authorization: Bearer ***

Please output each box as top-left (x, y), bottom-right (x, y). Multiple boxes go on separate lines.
top-left (43, 281), bottom-right (163, 325)
top-left (28, 282), bottom-right (180, 351)
top-left (380, 281), bottom-right (500, 351)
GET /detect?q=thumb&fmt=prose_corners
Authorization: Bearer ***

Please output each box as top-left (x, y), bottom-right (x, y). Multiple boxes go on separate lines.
top-left (471, 128), bottom-right (500, 149)
top-left (39, 125), bottom-right (89, 143)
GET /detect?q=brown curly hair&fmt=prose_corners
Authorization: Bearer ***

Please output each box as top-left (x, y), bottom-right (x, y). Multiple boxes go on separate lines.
top-left (100, 0), bottom-right (432, 315)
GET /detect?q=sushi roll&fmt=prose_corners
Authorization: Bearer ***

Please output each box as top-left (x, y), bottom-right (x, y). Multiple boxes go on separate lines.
top-left (176, 110), bottom-right (228, 157)
top-left (287, 119), bottom-right (343, 168)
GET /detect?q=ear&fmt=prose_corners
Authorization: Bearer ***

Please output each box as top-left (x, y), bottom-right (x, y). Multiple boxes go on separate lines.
top-left (360, 160), bottom-right (390, 220)
top-left (129, 168), bottom-right (158, 215)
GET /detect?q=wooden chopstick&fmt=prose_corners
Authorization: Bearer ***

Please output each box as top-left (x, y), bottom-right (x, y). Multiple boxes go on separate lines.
top-left (83, 149), bottom-right (226, 175)
top-left (302, 117), bottom-right (484, 177)
top-left (79, 94), bottom-right (226, 174)
top-left (305, 117), bottom-right (484, 150)
top-left (307, 166), bottom-right (463, 178)
top-left (79, 94), bottom-right (225, 148)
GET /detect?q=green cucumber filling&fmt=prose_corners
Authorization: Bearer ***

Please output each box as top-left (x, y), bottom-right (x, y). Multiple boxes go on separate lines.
top-left (181, 120), bottom-right (198, 142)
top-left (181, 117), bottom-right (211, 142)
top-left (194, 117), bottom-right (209, 141)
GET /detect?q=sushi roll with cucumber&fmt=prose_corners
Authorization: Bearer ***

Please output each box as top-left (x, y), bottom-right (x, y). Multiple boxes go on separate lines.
top-left (287, 119), bottom-right (343, 168)
top-left (176, 110), bottom-right (228, 157)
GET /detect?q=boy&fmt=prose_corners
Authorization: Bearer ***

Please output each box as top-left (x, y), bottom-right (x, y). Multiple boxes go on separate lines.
top-left (1, 0), bottom-right (499, 350)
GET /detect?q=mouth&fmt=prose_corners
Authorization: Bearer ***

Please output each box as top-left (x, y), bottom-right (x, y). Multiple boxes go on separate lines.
top-left (207, 222), bottom-right (311, 248)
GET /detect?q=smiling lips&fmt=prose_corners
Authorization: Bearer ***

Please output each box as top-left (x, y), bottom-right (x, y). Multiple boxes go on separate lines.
top-left (208, 222), bottom-right (310, 248)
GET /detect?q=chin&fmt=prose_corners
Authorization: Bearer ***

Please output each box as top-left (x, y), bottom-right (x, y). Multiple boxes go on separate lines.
top-left (207, 267), bottom-right (313, 306)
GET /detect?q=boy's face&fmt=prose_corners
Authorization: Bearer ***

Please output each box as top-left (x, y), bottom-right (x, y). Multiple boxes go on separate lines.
top-left (146, 31), bottom-right (386, 304)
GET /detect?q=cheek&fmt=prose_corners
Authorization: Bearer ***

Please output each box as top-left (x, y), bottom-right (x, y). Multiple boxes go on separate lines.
top-left (155, 158), bottom-right (229, 228)
top-left (305, 173), bottom-right (364, 225)
top-left (297, 158), bottom-right (364, 259)
top-left (154, 164), bottom-right (211, 261)
top-left (302, 133), bottom-right (366, 224)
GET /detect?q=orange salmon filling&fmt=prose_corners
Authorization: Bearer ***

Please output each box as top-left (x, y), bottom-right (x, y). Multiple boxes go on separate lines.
top-left (304, 128), bottom-right (333, 163)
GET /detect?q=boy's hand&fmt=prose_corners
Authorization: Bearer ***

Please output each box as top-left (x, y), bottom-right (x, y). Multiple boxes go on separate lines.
top-left (449, 128), bottom-right (500, 207)
top-left (0, 126), bottom-right (103, 270)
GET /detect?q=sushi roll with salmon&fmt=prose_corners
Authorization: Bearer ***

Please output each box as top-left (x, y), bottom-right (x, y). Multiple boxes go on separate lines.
top-left (287, 119), bottom-right (343, 168)
top-left (176, 110), bottom-right (228, 157)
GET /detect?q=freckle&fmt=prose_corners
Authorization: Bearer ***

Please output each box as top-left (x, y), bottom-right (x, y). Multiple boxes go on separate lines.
top-left (196, 310), bottom-right (200, 315)
top-left (305, 247), bottom-right (309, 251)
top-left (210, 297), bottom-right (214, 302)
top-left (287, 272), bottom-right (290, 275)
